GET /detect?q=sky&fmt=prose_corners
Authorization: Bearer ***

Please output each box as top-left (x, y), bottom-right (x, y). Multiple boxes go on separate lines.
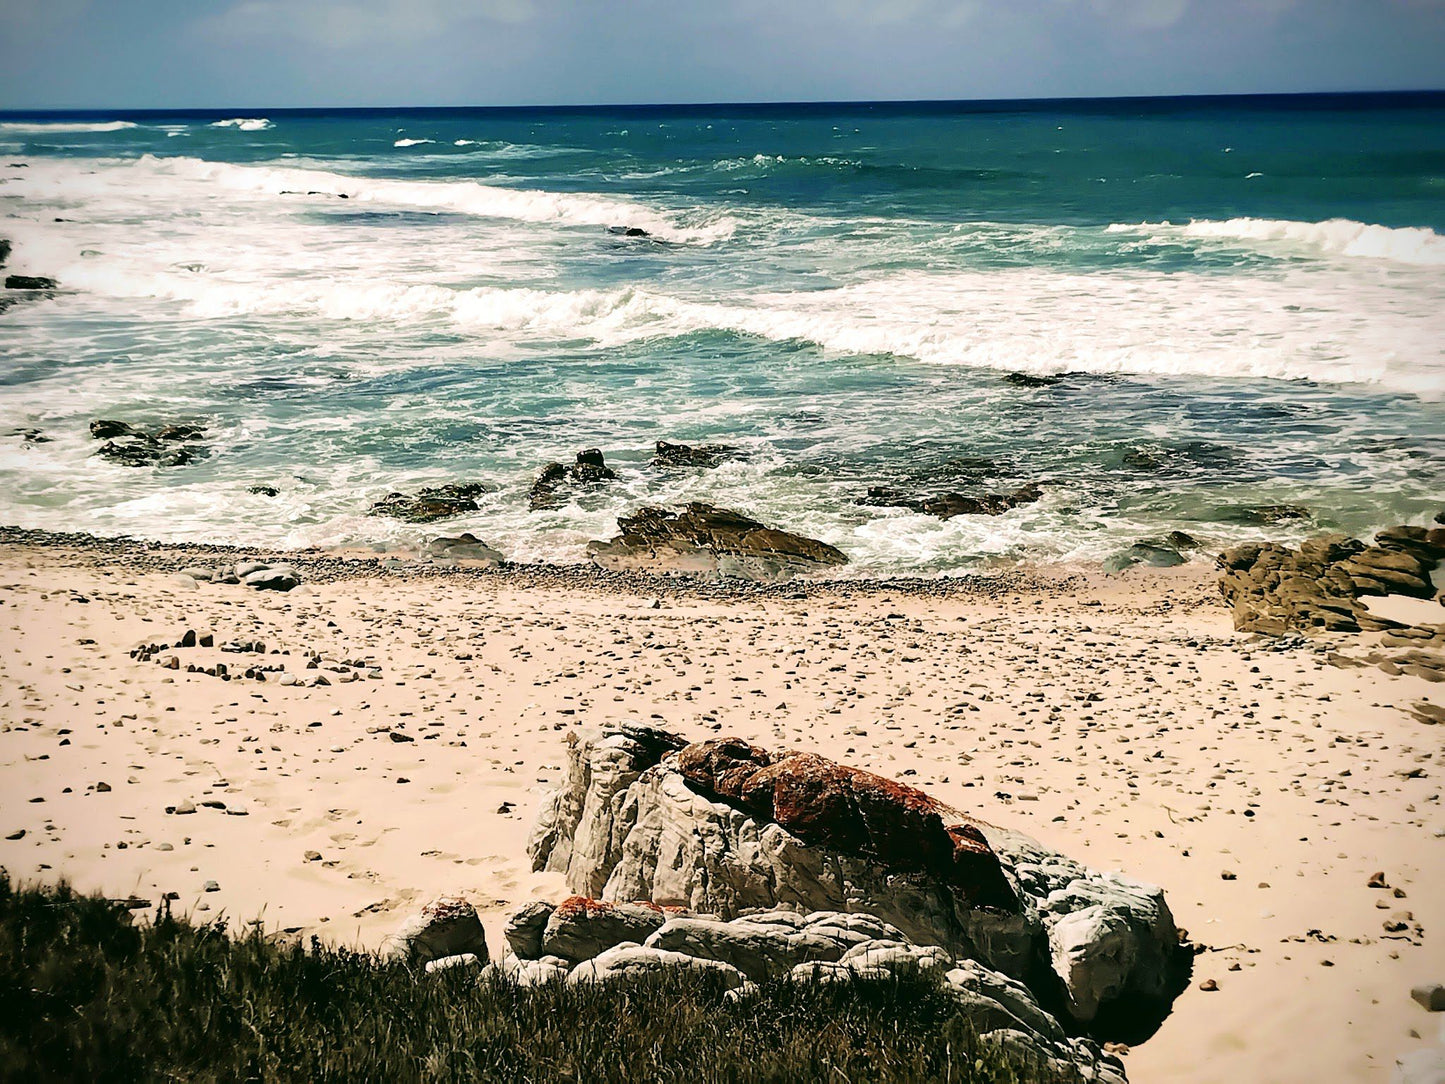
top-left (0, 0), bottom-right (1442, 109)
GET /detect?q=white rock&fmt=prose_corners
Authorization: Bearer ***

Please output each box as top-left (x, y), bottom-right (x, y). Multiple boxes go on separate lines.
top-left (565, 944), bottom-right (748, 990)
top-left (385, 896), bottom-right (489, 966)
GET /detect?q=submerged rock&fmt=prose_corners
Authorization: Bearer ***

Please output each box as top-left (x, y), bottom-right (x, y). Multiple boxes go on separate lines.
top-left (528, 725), bottom-right (1179, 1026)
top-left (652, 440), bottom-right (741, 469)
top-left (247, 484), bottom-right (280, 497)
top-left (529, 449), bottom-right (617, 510)
top-left (861, 483), bottom-right (1042, 520)
top-left (368, 483), bottom-right (491, 523)
top-left (89, 419), bottom-right (209, 468)
top-left (1002, 372), bottom-right (1062, 388)
top-left (586, 502), bottom-right (847, 582)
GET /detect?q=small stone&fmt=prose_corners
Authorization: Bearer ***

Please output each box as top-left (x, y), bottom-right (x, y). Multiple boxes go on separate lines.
top-left (1411, 983), bottom-right (1445, 1012)
top-left (304, 850), bottom-right (322, 862)
top-left (1220, 871), bottom-right (1237, 881)
top-left (203, 880), bottom-right (220, 892)
top-left (1199, 978), bottom-right (1218, 992)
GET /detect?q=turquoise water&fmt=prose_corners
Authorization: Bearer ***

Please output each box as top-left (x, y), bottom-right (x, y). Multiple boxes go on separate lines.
top-left (0, 96), bottom-right (1442, 572)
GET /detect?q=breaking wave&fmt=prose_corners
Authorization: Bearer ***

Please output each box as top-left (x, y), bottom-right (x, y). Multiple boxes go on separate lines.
top-left (1107, 217), bottom-right (1445, 266)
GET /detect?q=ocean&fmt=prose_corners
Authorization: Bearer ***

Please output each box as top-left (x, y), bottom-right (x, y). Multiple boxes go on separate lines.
top-left (1, 94), bottom-right (1441, 574)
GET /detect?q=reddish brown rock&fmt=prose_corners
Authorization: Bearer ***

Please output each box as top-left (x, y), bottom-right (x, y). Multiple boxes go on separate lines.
top-left (675, 738), bottom-right (1016, 910)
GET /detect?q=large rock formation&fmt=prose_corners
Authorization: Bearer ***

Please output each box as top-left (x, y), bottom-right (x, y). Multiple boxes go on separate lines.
top-left (528, 725), bottom-right (1179, 1027)
top-left (586, 503), bottom-right (847, 582)
top-left (1218, 526), bottom-right (1445, 636)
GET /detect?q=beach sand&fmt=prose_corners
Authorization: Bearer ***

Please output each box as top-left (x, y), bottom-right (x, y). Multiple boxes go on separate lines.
top-left (0, 534), bottom-right (1440, 1083)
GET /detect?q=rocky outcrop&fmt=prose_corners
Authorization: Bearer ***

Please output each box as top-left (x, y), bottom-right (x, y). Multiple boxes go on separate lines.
top-left (5, 274), bottom-right (56, 290)
top-left (529, 449), bottom-right (616, 510)
top-left (368, 483), bottom-right (491, 523)
top-left (90, 419), bottom-right (208, 468)
top-left (1218, 525), bottom-right (1445, 636)
top-left (586, 503), bottom-right (847, 582)
top-left (860, 483), bottom-right (1042, 520)
top-left (424, 533), bottom-right (503, 564)
top-left (528, 726), bottom-right (1179, 1027)
top-left (385, 896), bottom-right (489, 966)
top-left (489, 897), bottom-right (1127, 1083)
top-left (652, 440), bottom-right (740, 469)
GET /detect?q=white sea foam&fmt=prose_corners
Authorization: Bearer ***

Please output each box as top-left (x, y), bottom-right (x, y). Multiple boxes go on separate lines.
top-left (393, 138), bottom-right (435, 147)
top-left (0, 120), bottom-right (139, 134)
top-left (1107, 216), bottom-right (1445, 266)
top-left (209, 118), bottom-right (273, 131)
top-left (94, 154), bottom-right (737, 243)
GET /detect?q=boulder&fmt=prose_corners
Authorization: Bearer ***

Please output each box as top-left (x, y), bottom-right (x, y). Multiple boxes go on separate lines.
top-left (566, 943), bottom-right (749, 990)
top-left (424, 532), bottom-right (503, 564)
top-left (503, 900), bottom-right (555, 959)
top-left (644, 913), bottom-right (873, 981)
top-left (243, 565), bottom-right (300, 592)
top-left (5, 274), bottom-right (56, 290)
top-left (90, 419), bottom-right (140, 440)
top-left (860, 483), bottom-right (1042, 520)
top-left (482, 953), bottom-right (570, 987)
top-left (540, 896), bottom-right (672, 963)
top-left (528, 725), bottom-right (1178, 1025)
top-left (369, 483), bottom-right (491, 523)
top-left (529, 449), bottom-right (617, 510)
top-left (652, 440), bottom-right (740, 469)
top-left (586, 502), bottom-right (847, 582)
top-left (385, 896), bottom-right (489, 966)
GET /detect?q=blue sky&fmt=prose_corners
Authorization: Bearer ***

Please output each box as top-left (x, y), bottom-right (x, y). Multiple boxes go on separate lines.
top-left (1, 0), bottom-right (1442, 109)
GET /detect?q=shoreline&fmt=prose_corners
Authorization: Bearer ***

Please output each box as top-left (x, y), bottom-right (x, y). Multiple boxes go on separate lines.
top-left (0, 527), bottom-right (1440, 1083)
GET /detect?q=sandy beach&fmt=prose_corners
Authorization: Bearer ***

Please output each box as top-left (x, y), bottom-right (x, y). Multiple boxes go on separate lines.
top-left (0, 530), bottom-right (1440, 1083)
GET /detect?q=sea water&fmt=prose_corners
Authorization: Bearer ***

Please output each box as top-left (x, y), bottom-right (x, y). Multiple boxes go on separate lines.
top-left (0, 96), bottom-right (1441, 573)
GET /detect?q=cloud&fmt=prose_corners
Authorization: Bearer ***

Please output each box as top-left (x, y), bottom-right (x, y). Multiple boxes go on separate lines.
top-left (196, 0), bottom-right (535, 48)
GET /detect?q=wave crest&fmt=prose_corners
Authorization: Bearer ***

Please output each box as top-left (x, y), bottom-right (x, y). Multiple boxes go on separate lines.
top-left (1107, 216), bottom-right (1445, 266)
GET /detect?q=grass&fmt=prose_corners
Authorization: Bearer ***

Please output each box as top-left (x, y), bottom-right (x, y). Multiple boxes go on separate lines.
top-left (0, 872), bottom-right (1050, 1083)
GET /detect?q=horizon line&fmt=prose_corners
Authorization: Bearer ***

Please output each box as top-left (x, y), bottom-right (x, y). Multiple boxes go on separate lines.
top-left (1, 87), bottom-right (1442, 117)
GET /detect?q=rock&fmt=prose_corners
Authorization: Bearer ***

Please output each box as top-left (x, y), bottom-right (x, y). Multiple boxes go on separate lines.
top-left (529, 450), bottom-right (617, 510)
top-left (566, 944), bottom-right (749, 990)
top-left (424, 532), bottom-right (503, 564)
top-left (483, 954), bottom-right (571, 986)
top-left (540, 896), bottom-right (671, 963)
top-left (606, 226), bottom-right (651, 239)
top-left (0, 239), bottom-right (9, 267)
top-left (386, 896), bottom-right (490, 966)
top-left (178, 567), bottom-right (214, 581)
top-left (369, 483), bottom-right (491, 523)
top-left (503, 900), bottom-right (556, 959)
top-left (235, 561), bottom-right (269, 578)
top-left (248, 484), bottom-right (280, 497)
top-left (586, 502), bottom-right (847, 582)
top-left (1225, 504), bottom-right (1311, 525)
top-left (243, 566), bottom-right (300, 591)
top-left (424, 953), bottom-right (484, 976)
top-left (5, 274), bottom-right (56, 290)
top-left (860, 483), bottom-right (1043, 520)
top-left (95, 438), bottom-right (203, 468)
top-left (90, 419), bottom-right (140, 440)
top-left (528, 725), bottom-right (1178, 1025)
top-left (652, 440), bottom-right (740, 469)
top-left (155, 424), bottom-right (205, 442)
top-left (1002, 372), bottom-right (1062, 387)
top-left (1412, 983), bottom-right (1445, 1011)
top-left (644, 912), bottom-right (880, 981)
top-left (1104, 543), bottom-right (1186, 575)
